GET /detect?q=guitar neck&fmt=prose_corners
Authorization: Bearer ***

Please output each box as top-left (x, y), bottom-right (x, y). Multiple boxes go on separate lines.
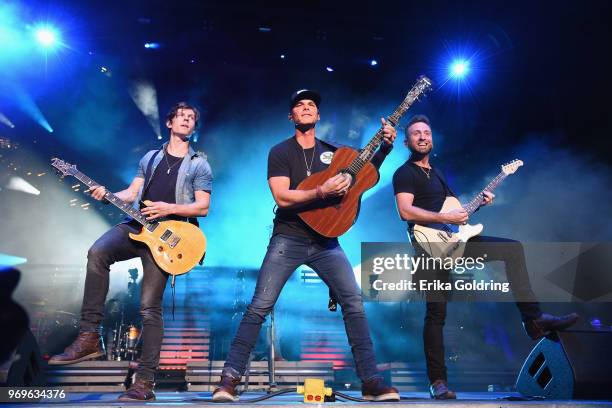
top-left (71, 170), bottom-right (148, 225)
top-left (346, 77), bottom-right (431, 175)
top-left (464, 171), bottom-right (508, 215)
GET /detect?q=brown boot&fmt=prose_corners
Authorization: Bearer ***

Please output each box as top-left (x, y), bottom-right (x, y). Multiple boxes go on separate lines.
top-left (118, 378), bottom-right (156, 401)
top-left (523, 313), bottom-right (580, 340)
top-left (212, 375), bottom-right (240, 402)
top-left (48, 332), bottom-right (104, 365)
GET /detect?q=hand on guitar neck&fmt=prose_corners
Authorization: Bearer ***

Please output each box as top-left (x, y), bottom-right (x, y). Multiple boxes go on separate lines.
top-left (85, 185), bottom-right (108, 201)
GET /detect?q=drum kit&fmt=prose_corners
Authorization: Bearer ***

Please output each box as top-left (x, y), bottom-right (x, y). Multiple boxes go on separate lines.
top-left (107, 323), bottom-right (141, 361)
top-left (33, 267), bottom-right (143, 362)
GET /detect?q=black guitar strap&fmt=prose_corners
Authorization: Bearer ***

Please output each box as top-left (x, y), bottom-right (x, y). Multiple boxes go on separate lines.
top-left (142, 149), bottom-right (162, 199)
top-left (431, 167), bottom-right (456, 198)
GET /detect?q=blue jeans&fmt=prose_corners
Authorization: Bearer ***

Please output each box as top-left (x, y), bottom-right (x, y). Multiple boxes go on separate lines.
top-left (223, 234), bottom-right (380, 382)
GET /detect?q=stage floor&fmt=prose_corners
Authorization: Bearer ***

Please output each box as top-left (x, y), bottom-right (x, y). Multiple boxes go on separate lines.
top-left (5, 391), bottom-right (611, 407)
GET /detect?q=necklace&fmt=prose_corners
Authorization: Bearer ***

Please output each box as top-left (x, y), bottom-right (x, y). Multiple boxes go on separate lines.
top-left (302, 143), bottom-right (316, 177)
top-left (164, 149), bottom-right (183, 174)
top-left (418, 165), bottom-right (432, 179)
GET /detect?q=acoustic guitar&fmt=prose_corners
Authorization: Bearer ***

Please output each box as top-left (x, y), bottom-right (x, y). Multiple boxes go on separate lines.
top-left (51, 158), bottom-right (206, 276)
top-left (297, 76), bottom-right (433, 237)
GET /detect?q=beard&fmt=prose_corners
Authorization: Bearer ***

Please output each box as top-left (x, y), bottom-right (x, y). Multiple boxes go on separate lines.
top-left (408, 143), bottom-right (433, 155)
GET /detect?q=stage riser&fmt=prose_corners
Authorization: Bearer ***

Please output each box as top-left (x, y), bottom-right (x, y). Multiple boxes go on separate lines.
top-left (45, 361), bottom-right (129, 392)
top-left (186, 361), bottom-right (334, 392)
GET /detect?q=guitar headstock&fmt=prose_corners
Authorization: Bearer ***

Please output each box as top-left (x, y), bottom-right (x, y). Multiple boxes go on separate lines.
top-left (389, 76), bottom-right (433, 124)
top-left (51, 158), bottom-right (78, 177)
top-left (412, 75), bottom-right (434, 97)
top-left (501, 159), bottom-right (524, 175)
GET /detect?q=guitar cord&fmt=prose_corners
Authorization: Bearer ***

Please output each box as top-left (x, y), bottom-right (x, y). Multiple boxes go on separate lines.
top-left (171, 275), bottom-right (176, 320)
top-left (412, 229), bottom-right (434, 259)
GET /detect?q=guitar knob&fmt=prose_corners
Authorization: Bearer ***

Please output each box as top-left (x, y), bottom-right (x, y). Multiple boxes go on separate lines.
top-left (158, 246), bottom-right (163, 252)
top-left (177, 253), bottom-right (182, 259)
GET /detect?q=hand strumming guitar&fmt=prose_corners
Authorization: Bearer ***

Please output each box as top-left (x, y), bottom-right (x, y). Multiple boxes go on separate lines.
top-left (442, 208), bottom-right (468, 224)
top-left (321, 173), bottom-right (352, 197)
top-left (141, 201), bottom-right (176, 221)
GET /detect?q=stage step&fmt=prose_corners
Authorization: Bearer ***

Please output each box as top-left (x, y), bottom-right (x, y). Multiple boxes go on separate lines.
top-left (45, 361), bottom-right (130, 392)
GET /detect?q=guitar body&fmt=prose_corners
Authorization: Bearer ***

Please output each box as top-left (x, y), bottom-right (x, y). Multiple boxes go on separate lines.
top-left (297, 147), bottom-right (379, 237)
top-left (129, 220), bottom-right (206, 276)
top-left (412, 196), bottom-right (483, 259)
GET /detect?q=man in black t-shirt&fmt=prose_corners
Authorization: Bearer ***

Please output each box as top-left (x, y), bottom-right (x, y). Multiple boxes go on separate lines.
top-left (213, 89), bottom-right (399, 402)
top-left (49, 102), bottom-right (212, 402)
top-left (392, 114), bottom-right (578, 399)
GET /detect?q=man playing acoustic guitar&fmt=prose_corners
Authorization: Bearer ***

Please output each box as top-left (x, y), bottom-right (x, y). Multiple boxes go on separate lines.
top-left (49, 102), bottom-right (212, 401)
top-left (213, 90), bottom-right (399, 402)
top-left (393, 114), bottom-right (579, 399)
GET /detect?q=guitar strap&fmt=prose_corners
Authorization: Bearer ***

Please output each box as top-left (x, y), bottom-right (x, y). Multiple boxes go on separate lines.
top-left (142, 149), bottom-right (162, 198)
top-left (431, 167), bottom-right (456, 198)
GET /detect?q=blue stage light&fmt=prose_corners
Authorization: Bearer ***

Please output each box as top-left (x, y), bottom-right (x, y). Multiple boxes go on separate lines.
top-left (326, 66), bottom-right (334, 72)
top-left (34, 25), bottom-right (59, 49)
top-left (450, 59), bottom-right (469, 78)
top-left (0, 253), bottom-right (27, 267)
top-left (370, 59), bottom-right (378, 66)
top-left (144, 42), bottom-right (160, 49)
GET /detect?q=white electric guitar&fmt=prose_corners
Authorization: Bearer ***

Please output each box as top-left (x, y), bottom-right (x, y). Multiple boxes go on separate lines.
top-left (412, 159), bottom-right (523, 259)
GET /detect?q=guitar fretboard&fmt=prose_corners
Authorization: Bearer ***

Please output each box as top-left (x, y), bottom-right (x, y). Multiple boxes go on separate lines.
top-left (463, 171), bottom-right (508, 215)
top-left (70, 170), bottom-right (148, 225)
top-left (345, 77), bottom-right (431, 175)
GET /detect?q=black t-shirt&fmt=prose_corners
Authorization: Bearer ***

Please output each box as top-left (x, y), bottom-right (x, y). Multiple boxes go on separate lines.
top-left (268, 137), bottom-right (337, 240)
top-left (392, 161), bottom-right (455, 230)
top-left (268, 136), bottom-right (392, 240)
top-left (140, 152), bottom-right (183, 222)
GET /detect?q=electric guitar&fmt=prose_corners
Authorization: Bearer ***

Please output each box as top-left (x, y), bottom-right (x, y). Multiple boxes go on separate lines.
top-left (412, 159), bottom-right (523, 259)
top-left (297, 76), bottom-right (433, 237)
top-left (51, 158), bottom-right (206, 276)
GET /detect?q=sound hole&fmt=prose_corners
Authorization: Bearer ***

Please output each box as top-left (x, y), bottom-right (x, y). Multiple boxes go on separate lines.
top-left (537, 366), bottom-right (552, 388)
top-left (529, 352), bottom-right (545, 376)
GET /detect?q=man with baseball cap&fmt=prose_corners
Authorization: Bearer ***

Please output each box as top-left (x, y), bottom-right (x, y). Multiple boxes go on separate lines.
top-left (213, 90), bottom-right (400, 402)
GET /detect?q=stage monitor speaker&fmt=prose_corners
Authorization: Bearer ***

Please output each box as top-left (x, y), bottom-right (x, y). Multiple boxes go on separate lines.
top-left (516, 330), bottom-right (612, 399)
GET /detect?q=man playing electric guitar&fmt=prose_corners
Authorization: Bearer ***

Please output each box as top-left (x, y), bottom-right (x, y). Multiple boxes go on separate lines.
top-left (392, 114), bottom-right (579, 399)
top-left (213, 89), bottom-right (400, 402)
top-left (49, 102), bottom-right (212, 402)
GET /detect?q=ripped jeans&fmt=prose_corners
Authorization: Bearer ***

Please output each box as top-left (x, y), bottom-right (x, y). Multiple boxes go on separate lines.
top-left (222, 233), bottom-right (380, 382)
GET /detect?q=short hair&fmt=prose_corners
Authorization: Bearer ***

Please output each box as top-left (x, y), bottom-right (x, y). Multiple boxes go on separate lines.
top-left (166, 102), bottom-right (201, 129)
top-left (405, 114), bottom-right (431, 136)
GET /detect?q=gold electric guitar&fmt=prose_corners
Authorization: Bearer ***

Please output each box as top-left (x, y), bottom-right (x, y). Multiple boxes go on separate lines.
top-left (412, 159), bottom-right (523, 260)
top-left (51, 158), bottom-right (206, 276)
